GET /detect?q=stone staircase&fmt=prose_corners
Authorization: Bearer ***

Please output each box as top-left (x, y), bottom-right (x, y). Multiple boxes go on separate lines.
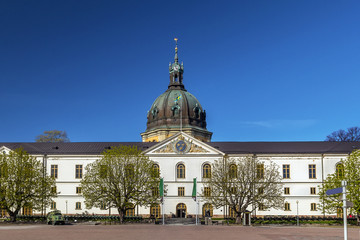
top-left (165, 217), bottom-right (196, 225)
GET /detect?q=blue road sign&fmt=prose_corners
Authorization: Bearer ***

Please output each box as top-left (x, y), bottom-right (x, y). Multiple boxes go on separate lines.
top-left (326, 187), bottom-right (343, 196)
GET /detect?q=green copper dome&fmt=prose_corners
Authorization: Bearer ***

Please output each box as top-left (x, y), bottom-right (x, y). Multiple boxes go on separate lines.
top-left (146, 88), bottom-right (207, 131)
top-left (141, 40), bottom-right (212, 142)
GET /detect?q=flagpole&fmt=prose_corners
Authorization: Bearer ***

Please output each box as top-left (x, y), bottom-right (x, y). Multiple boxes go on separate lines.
top-left (162, 201), bottom-right (164, 225)
top-left (195, 178), bottom-right (198, 225)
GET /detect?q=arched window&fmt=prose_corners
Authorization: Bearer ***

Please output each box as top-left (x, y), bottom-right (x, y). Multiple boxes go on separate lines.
top-left (336, 163), bottom-right (344, 178)
top-left (203, 164), bottom-right (211, 178)
top-left (125, 203), bottom-right (135, 217)
top-left (150, 204), bottom-right (161, 218)
top-left (229, 164), bottom-right (237, 179)
top-left (152, 164), bottom-right (160, 178)
top-left (202, 203), bottom-right (213, 217)
top-left (177, 164), bottom-right (185, 179)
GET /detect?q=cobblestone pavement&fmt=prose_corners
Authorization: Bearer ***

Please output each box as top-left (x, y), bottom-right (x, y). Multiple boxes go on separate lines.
top-left (0, 224), bottom-right (359, 240)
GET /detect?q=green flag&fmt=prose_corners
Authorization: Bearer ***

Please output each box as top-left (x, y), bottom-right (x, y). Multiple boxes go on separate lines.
top-left (192, 178), bottom-right (197, 201)
top-left (159, 178), bottom-right (164, 199)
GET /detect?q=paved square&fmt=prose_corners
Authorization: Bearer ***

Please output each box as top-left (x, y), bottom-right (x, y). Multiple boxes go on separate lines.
top-left (0, 224), bottom-right (359, 240)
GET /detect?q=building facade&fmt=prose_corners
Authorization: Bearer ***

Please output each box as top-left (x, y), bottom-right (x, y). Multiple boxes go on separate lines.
top-left (1, 43), bottom-right (358, 218)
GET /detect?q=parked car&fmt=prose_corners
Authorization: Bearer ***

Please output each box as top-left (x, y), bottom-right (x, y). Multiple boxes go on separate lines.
top-left (47, 210), bottom-right (65, 225)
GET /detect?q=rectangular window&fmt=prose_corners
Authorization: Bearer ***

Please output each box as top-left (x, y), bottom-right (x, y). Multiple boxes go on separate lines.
top-left (258, 203), bottom-right (265, 211)
top-left (204, 187), bottom-right (211, 197)
top-left (51, 201), bottom-right (56, 210)
top-left (310, 187), bottom-right (316, 195)
top-left (23, 207), bottom-right (32, 215)
top-left (256, 163), bottom-right (264, 179)
top-left (75, 202), bottom-right (81, 210)
top-left (311, 203), bottom-right (317, 211)
top-left (100, 165), bottom-right (107, 178)
top-left (100, 202), bottom-right (106, 210)
top-left (258, 187), bottom-right (264, 195)
top-left (178, 187), bottom-right (185, 196)
top-left (309, 164), bottom-right (316, 179)
top-left (310, 203), bottom-right (316, 211)
top-left (283, 164), bottom-right (290, 179)
top-left (51, 165), bottom-right (58, 179)
top-left (75, 165), bottom-right (83, 179)
top-left (284, 203), bottom-right (291, 211)
top-left (0, 208), bottom-right (7, 217)
top-left (0, 166), bottom-right (7, 178)
top-left (152, 187), bottom-right (159, 197)
top-left (51, 186), bottom-right (57, 194)
top-left (76, 187), bottom-right (82, 194)
top-left (230, 187), bottom-right (236, 195)
top-left (284, 187), bottom-right (290, 195)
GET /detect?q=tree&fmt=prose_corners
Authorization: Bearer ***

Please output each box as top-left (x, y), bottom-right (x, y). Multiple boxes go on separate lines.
top-left (0, 148), bottom-right (56, 222)
top-left (318, 149), bottom-right (360, 225)
top-left (36, 130), bottom-right (70, 142)
top-left (81, 145), bottom-right (160, 224)
top-left (325, 126), bottom-right (360, 142)
top-left (203, 156), bottom-right (284, 224)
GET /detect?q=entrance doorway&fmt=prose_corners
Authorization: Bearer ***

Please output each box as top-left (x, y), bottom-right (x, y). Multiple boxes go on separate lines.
top-left (176, 203), bottom-right (186, 218)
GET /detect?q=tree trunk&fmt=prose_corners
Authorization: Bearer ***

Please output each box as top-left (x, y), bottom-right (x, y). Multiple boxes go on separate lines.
top-left (117, 208), bottom-right (124, 224)
top-left (8, 210), bottom-right (19, 222)
top-left (235, 213), bottom-right (242, 224)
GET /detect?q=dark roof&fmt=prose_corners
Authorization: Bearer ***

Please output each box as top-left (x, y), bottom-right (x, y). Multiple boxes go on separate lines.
top-left (0, 142), bottom-right (157, 155)
top-left (1, 141), bottom-right (359, 155)
top-left (207, 141), bottom-right (360, 154)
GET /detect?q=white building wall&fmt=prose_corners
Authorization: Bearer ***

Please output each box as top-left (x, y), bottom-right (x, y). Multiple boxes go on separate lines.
top-left (31, 152), bottom-right (348, 217)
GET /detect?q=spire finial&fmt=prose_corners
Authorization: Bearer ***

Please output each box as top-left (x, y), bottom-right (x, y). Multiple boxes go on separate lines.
top-left (174, 38), bottom-right (178, 63)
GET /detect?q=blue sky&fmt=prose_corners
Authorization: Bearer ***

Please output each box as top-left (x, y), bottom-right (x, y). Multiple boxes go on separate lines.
top-left (1, 0), bottom-right (359, 142)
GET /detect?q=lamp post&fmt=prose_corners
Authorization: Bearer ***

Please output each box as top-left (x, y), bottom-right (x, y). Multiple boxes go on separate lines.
top-left (66, 200), bottom-right (68, 214)
top-left (296, 200), bottom-right (299, 226)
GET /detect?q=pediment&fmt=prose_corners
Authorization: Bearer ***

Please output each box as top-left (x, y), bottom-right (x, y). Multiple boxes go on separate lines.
top-left (143, 132), bottom-right (224, 156)
top-left (0, 146), bottom-right (12, 154)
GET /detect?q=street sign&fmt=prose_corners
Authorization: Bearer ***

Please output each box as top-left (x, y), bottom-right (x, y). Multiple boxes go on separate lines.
top-left (326, 187), bottom-right (343, 196)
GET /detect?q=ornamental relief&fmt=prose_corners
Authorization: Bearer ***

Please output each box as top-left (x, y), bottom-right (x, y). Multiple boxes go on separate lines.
top-left (153, 144), bottom-right (173, 153)
top-left (189, 143), bottom-right (208, 153)
top-left (153, 137), bottom-right (209, 154)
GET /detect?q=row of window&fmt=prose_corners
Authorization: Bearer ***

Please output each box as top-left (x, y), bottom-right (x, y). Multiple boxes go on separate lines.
top-left (172, 186), bottom-right (317, 197)
top-left (49, 201), bottom-right (161, 217)
top-left (51, 202), bottom-right (83, 210)
top-left (51, 186), bottom-right (82, 194)
top-left (51, 163), bottom-right (344, 180)
top-left (282, 164), bottom-right (317, 179)
top-left (51, 165), bottom-right (83, 179)
top-left (282, 202), bottom-right (317, 211)
top-left (284, 187), bottom-right (317, 195)
top-left (52, 185), bottom-right (317, 198)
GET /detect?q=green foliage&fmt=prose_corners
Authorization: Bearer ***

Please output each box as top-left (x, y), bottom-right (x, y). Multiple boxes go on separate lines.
top-left (203, 156), bottom-right (284, 224)
top-left (0, 148), bottom-right (57, 222)
top-left (35, 130), bottom-right (70, 142)
top-left (318, 149), bottom-right (360, 217)
top-left (81, 145), bottom-right (160, 224)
